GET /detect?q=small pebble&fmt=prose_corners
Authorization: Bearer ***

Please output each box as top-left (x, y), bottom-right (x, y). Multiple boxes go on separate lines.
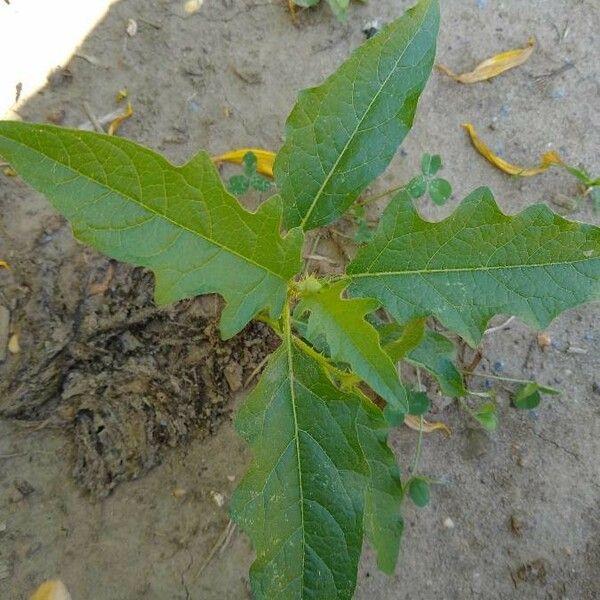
top-left (362, 20), bottom-right (381, 40)
top-left (8, 333), bottom-right (19, 354)
top-left (172, 486), bottom-right (187, 499)
top-left (227, 475), bottom-right (235, 482)
top-left (184, 0), bottom-right (204, 14)
top-left (443, 517), bottom-right (455, 529)
top-left (15, 479), bottom-right (35, 497)
top-left (126, 18), bottom-right (138, 37)
top-left (537, 332), bottom-right (551, 350)
top-left (210, 490), bottom-right (225, 508)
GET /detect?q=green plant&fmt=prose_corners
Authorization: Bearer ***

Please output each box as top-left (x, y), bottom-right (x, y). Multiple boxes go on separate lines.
top-left (227, 151), bottom-right (272, 196)
top-left (292, 0), bottom-right (357, 21)
top-left (1, 0), bottom-right (599, 597)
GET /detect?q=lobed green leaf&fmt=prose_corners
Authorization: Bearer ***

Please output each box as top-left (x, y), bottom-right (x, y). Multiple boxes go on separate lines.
top-left (347, 188), bottom-right (600, 346)
top-left (275, 0), bottom-right (439, 230)
top-left (231, 336), bottom-right (403, 598)
top-left (296, 281), bottom-right (408, 414)
top-left (0, 122), bottom-right (303, 339)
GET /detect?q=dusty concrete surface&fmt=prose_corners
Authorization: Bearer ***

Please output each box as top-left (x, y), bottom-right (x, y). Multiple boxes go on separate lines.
top-left (1, 0), bottom-right (599, 598)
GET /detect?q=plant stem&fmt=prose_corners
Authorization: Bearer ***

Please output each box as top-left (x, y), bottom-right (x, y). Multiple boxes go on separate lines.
top-left (410, 416), bottom-right (424, 475)
top-left (409, 366), bottom-right (425, 475)
top-left (463, 370), bottom-right (560, 394)
top-left (358, 183), bottom-right (406, 207)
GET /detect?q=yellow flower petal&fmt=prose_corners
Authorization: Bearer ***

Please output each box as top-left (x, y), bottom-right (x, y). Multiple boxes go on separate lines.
top-left (107, 101), bottom-right (133, 136)
top-left (463, 123), bottom-right (562, 176)
top-left (438, 37), bottom-right (535, 83)
top-left (8, 333), bottom-right (20, 354)
top-left (212, 148), bottom-right (276, 178)
top-left (0, 260), bottom-right (8, 269)
top-left (29, 580), bottom-right (71, 600)
top-left (404, 414), bottom-right (451, 435)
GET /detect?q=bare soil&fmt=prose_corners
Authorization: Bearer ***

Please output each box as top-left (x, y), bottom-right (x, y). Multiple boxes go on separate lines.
top-left (0, 0), bottom-right (599, 598)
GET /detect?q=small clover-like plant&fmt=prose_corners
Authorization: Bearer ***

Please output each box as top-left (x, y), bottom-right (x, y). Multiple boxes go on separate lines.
top-left (1, 1), bottom-right (600, 597)
top-left (227, 151), bottom-right (272, 197)
top-left (408, 153), bottom-right (453, 205)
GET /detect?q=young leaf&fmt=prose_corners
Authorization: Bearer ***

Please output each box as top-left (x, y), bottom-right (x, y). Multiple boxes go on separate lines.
top-left (473, 401), bottom-right (497, 432)
top-left (408, 477), bottom-right (430, 507)
top-left (407, 390), bottom-right (431, 416)
top-left (407, 330), bottom-right (466, 397)
top-left (421, 153), bottom-right (441, 176)
top-left (231, 337), bottom-right (403, 598)
top-left (428, 177), bottom-right (452, 205)
top-left (513, 382), bottom-right (541, 410)
top-left (228, 174), bottom-right (250, 196)
top-left (347, 188), bottom-right (600, 346)
top-left (0, 122), bottom-right (303, 339)
top-left (296, 281), bottom-right (408, 415)
top-left (243, 150), bottom-right (258, 176)
top-left (407, 175), bottom-right (427, 199)
top-left (379, 318), bottom-right (426, 362)
top-left (275, 0), bottom-right (439, 230)
top-left (378, 320), bottom-right (464, 396)
top-left (250, 174), bottom-right (272, 192)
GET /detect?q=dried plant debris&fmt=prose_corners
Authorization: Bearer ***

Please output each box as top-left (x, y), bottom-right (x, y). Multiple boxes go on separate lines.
top-left (0, 261), bottom-right (277, 497)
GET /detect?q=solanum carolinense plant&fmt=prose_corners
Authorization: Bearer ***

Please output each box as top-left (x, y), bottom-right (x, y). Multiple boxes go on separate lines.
top-left (1, 0), bottom-right (599, 597)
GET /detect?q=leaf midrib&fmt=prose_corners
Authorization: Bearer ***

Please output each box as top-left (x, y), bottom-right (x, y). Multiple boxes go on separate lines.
top-left (299, 11), bottom-right (427, 229)
top-left (0, 133), bottom-right (286, 282)
top-left (349, 254), bottom-right (599, 279)
top-left (283, 308), bottom-right (307, 595)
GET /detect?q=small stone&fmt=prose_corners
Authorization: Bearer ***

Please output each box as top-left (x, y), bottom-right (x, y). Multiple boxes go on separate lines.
top-left (172, 486), bottom-right (187, 499)
top-left (15, 479), bottom-right (35, 497)
top-left (510, 512), bottom-right (530, 536)
top-left (210, 490), bottom-right (225, 508)
top-left (46, 109), bottom-right (66, 125)
top-left (362, 20), bottom-right (381, 40)
top-left (443, 517), bottom-right (455, 529)
top-left (8, 332), bottom-right (19, 354)
top-left (224, 362), bottom-right (243, 392)
top-left (0, 522), bottom-right (6, 533)
top-left (126, 18), bottom-right (138, 37)
top-left (184, 0), bottom-right (203, 14)
top-left (537, 332), bottom-right (551, 350)
top-left (227, 475), bottom-right (235, 482)
top-left (120, 331), bottom-right (142, 353)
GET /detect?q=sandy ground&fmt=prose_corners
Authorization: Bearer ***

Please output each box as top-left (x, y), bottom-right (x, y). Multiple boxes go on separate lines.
top-left (1, 0), bottom-right (599, 598)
